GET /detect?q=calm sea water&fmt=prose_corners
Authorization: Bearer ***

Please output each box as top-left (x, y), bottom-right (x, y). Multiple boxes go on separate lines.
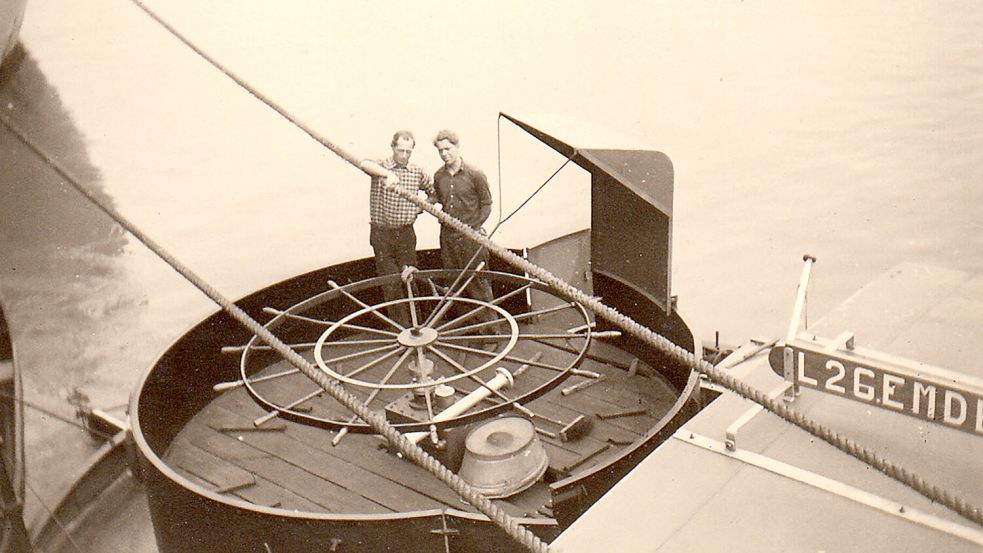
top-left (1, 0), bottom-right (981, 525)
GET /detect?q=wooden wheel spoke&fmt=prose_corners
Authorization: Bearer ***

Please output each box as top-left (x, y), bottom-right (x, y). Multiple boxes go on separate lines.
top-left (214, 367), bottom-right (300, 392)
top-left (328, 280), bottom-right (405, 331)
top-left (439, 331), bottom-right (589, 342)
top-left (405, 278), bottom-right (421, 328)
top-left (223, 341), bottom-right (318, 354)
top-left (319, 337), bottom-right (401, 347)
top-left (254, 388), bottom-right (323, 426)
top-left (246, 367), bottom-right (298, 384)
top-left (441, 302), bottom-right (575, 337)
top-left (320, 343), bottom-right (400, 365)
top-left (329, 322), bottom-right (399, 337)
top-left (434, 283), bottom-right (533, 332)
top-left (422, 265), bottom-right (486, 327)
top-left (341, 352), bottom-right (407, 421)
top-left (422, 389), bottom-right (438, 431)
top-left (433, 340), bottom-right (574, 373)
top-left (263, 307), bottom-right (399, 336)
top-left (342, 345), bottom-right (407, 379)
top-left (332, 349), bottom-right (415, 444)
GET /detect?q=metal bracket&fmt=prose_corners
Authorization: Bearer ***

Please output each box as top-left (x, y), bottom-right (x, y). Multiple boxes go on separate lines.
top-left (551, 483), bottom-right (587, 513)
top-left (826, 330), bottom-right (855, 352)
top-left (521, 247), bottom-right (533, 311)
top-left (783, 254), bottom-right (817, 401)
top-left (725, 381), bottom-right (792, 451)
top-left (782, 345), bottom-right (796, 401)
top-left (432, 512), bottom-right (459, 553)
top-left (675, 430), bottom-right (983, 547)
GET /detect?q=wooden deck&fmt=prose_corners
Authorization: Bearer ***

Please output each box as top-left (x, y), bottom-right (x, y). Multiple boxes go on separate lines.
top-left (163, 319), bottom-right (679, 519)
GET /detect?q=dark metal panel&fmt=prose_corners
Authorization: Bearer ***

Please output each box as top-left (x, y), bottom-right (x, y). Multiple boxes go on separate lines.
top-left (499, 113), bottom-right (578, 160)
top-left (499, 113), bottom-right (674, 313)
top-left (589, 271), bottom-right (694, 389)
top-left (579, 149), bottom-right (673, 217)
top-left (591, 172), bottom-right (672, 312)
top-left (0, 295), bottom-right (28, 553)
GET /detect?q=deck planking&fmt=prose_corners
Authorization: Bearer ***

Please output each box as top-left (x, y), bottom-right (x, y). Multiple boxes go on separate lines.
top-left (168, 437), bottom-right (325, 511)
top-left (215, 388), bottom-right (468, 509)
top-left (165, 320), bottom-right (681, 518)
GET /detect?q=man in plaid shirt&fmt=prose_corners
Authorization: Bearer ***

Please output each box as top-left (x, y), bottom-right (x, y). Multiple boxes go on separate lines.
top-left (359, 131), bottom-right (434, 326)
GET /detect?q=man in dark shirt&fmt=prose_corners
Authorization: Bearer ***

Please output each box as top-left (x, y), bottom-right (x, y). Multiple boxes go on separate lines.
top-left (432, 130), bottom-right (498, 332)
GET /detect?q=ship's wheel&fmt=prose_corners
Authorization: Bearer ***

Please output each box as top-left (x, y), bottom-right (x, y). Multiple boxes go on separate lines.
top-left (236, 269), bottom-right (593, 434)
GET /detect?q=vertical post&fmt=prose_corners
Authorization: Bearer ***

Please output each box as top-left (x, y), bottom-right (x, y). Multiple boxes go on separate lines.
top-left (783, 254), bottom-right (816, 400)
top-left (522, 248), bottom-right (533, 311)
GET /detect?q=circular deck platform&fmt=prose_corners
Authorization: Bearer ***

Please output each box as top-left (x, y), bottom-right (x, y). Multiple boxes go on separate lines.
top-left (131, 260), bottom-right (703, 552)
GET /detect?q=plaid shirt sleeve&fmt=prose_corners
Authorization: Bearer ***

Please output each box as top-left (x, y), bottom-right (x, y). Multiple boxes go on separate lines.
top-left (369, 159), bottom-right (432, 226)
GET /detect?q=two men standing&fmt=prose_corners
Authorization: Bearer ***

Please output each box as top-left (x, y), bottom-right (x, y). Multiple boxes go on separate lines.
top-left (360, 129), bottom-right (495, 325)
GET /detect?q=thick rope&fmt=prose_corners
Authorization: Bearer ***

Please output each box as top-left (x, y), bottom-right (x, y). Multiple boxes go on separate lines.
top-left (390, 184), bottom-right (983, 528)
top-left (1, 116), bottom-right (549, 553)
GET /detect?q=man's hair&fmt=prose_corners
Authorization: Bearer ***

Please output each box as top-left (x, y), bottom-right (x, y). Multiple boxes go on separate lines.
top-left (433, 129), bottom-right (459, 147)
top-left (391, 130), bottom-right (415, 147)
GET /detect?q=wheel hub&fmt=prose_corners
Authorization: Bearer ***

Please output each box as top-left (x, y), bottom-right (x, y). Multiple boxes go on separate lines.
top-left (397, 326), bottom-right (439, 348)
